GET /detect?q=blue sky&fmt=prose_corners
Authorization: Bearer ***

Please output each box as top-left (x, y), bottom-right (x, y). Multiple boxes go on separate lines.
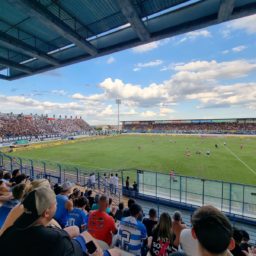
top-left (0, 14), bottom-right (256, 125)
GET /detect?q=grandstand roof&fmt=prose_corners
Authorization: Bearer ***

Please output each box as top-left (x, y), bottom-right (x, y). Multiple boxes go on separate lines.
top-left (0, 0), bottom-right (256, 80)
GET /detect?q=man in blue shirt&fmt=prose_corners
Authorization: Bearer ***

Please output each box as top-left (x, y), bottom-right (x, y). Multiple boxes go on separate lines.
top-left (117, 203), bottom-right (147, 256)
top-left (67, 196), bottom-right (88, 232)
top-left (54, 181), bottom-right (74, 227)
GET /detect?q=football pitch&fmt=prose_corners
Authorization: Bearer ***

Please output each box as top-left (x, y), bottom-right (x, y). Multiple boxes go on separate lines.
top-left (12, 134), bottom-right (256, 185)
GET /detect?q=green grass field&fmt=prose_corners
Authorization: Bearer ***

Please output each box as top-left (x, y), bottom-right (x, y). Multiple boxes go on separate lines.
top-left (12, 134), bottom-right (256, 185)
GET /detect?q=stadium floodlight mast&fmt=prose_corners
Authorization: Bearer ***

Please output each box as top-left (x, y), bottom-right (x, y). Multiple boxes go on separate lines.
top-left (116, 99), bottom-right (121, 131)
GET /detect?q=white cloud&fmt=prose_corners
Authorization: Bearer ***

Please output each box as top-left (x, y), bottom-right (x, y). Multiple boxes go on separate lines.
top-left (141, 111), bottom-right (157, 117)
top-left (71, 59), bottom-right (256, 112)
top-left (222, 45), bottom-right (247, 54)
top-left (159, 107), bottom-right (175, 116)
top-left (232, 45), bottom-right (247, 52)
top-left (71, 93), bottom-right (105, 101)
top-left (133, 59), bottom-right (163, 71)
top-left (186, 83), bottom-right (256, 109)
top-left (51, 90), bottom-right (67, 96)
top-left (2, 59), bottom-right (255, 125)
top-left (227, 14), bottom-right (256, 34)
top-left (132, 42), bottom-right (160, 53)
top-left (99, 105), bottom-right (114, 116)
top-left (132, 38), bottom-right (171, 53)
top-left (177, 29), bottom-right (211, 44)
top-left (222, 50), bottom-right (230, 54)
top-left (106, 56), bottom-right (115, 64)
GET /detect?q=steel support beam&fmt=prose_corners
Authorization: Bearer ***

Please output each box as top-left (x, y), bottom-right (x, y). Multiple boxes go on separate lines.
top-left (0, 74), bottom-right (9, 80)
top-left (0, 32), bottom-right (60, 66)
top-left (218, 0), bottom-right (235, 21)
top-left (12, 0), bottom-right (97, 56)
top-left (117, 0), bottom-right (150, 41)
top-left (0, 56), bottom-right (32, 74)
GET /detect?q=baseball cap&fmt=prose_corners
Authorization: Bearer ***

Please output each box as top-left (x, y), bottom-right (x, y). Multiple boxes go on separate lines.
top-left (14, 187), bottom-right (56, 229)
top-left (61, 181), bottom-right (74, 192)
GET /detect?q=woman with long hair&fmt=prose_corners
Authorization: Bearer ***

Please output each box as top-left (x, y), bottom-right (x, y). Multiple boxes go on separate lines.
top-left (148, 212), bottom-right (177, 256)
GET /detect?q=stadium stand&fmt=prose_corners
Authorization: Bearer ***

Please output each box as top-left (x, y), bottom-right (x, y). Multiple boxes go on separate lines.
top-left (0, 112), bottom-right (92, 140)
top-left (122, 118), bottom-right (256, 135)
top-left (0, 166), bottom-right (255, 256)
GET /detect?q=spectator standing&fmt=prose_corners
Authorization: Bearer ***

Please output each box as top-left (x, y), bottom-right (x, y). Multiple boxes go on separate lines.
top-left (103, 173), bottom-right (108, 193)
top-left (114, 174), bottom-right (119, 194)
top-left (125, 176), bottom-right (130, 190)
top-left (86, 190), bottom-right (94, 209)
top-left (109, 173), bottom-right (114, 194)
top-left (90, 173), bottom-right (96, 189)
top-left (87, 195), bottom-right (117, 246)
top-left (117, 203), bottom-right (147, 256)
top-left (54, 181), bottom-right (74, 228)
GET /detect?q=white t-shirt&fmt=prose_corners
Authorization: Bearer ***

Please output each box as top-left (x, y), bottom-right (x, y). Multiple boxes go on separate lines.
top-left (90, 174), bottom-right (95, 184)
top-left (179, 229), bottom-right (200, 256)
top-left (114, 176), bottom-right (119, 186)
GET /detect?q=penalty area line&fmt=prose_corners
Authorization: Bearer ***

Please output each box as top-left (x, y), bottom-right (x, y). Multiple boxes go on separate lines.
top-left (224, 146), bottom-right (256, 177)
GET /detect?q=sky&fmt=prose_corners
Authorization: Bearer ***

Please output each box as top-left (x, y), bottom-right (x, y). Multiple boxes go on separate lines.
top-left (0, 14), bottom-right (256, 125)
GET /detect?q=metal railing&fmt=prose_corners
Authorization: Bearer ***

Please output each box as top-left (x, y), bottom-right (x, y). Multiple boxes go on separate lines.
top-left (1, 152), bottom-right (255, 222)
top-left (121, 169), bottom-right (256, 221)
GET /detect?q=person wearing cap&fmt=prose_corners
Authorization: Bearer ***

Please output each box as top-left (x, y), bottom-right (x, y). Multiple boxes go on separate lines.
top-left (0, 187), bottom-right (122, 256)
top-left (54, 181), bottom-right (74, 228)
top-left (191, 205), bottom-right (235, 256)
top-left (117, 203), bottom-right (147, 256)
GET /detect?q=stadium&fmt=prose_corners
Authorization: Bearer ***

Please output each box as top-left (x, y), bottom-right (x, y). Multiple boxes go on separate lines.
top-left (0, 1), bottom-right (256, 256)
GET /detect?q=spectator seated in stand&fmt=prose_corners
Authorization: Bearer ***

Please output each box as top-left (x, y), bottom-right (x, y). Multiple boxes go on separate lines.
top-left (9, 169), bottom-right (20, 183)
top-left (191, 205), bottom-right (235, 256)
top-left (117, 203), bottom-right (147, 256)
top-left (143, 208), bottom-right (158, 237)
top-left (87, 195), bottom-right (117, 246)
top-left (172, 211), bottom-right (187, 248)
top-left (114, 202), bottom-right (124, 222)
top-left (67, 196), bottom-right (89, 232)
top-left (231, 227), bottom-right (247, 256)
top-left (148, 212), bottom-right (177, 256)
top-left (0, 183), bottom-right (26, 228)
top-left (123, 198), bottom-right (136, 217)
top-left (240, 230), bottom-right (251, 253)
top-left (91, 194), bottom-right (100, 210)
top-left (0, 186), bottom-right (121, 256)
top-left (54, 181), bottom-right (74, 228)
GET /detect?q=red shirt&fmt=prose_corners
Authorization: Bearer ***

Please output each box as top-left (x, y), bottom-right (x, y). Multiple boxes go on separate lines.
top-left (87, 210), bottom-right (117, 245)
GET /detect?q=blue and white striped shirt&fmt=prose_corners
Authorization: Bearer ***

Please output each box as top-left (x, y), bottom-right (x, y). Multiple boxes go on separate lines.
top-left (117, 216), bottom-right (147, 256)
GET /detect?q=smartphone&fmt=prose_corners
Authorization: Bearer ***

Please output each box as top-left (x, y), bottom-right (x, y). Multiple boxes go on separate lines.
top-left (86, 240), bottom-right (97, 254)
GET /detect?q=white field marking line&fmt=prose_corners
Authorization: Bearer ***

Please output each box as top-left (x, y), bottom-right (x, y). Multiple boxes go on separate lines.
top-left (224, 145), bottom-right (256, 176)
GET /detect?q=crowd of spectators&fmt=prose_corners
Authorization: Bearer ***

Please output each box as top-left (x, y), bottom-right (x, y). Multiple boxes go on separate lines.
top-left (0, 168), bottom-right (255, 256)
top-left (0, 113), bottom-right (92, 139)
top-left (123, 122), bottom-right (256, 134)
